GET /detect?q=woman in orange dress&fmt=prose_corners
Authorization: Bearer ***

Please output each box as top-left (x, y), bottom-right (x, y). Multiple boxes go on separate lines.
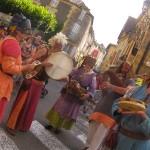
top-left (0, 14), bottom-right (35, 123)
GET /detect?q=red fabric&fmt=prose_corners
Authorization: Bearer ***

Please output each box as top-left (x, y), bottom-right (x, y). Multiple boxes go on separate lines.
top-left (1, 39), bottom-right (21, 58)
top-left (96, 75), bottom-right (103, 90)
top-left (92, 49), bottom-right (99, 57)
top-left (7, 79), bottom-right (43, 131)
top-left (89, 112), bottom-right (116, 128)
top-left (102, 124), bottom-right (120, 148)
top-left (0, 97), bottom-right (7, 123)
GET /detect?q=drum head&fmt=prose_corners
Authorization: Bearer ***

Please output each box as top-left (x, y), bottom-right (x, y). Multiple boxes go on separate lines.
top-left (118, 98), bottom-right (146, 111)
top-left (45, 51), bottom-right (73, 80)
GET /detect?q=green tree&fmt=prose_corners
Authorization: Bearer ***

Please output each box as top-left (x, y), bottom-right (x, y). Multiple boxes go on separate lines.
top-left (0, 0), bottom-right (57, 32)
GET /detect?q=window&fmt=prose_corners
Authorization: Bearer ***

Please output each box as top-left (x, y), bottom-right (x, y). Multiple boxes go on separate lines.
top-left (63, 44), bottom-right (73, 55)
top-left (109, 52), bottom-right (117, 64)
top-left (79, 9), bottom-right (86, 20)
top-left (50, 0), bottom-right (59, 8)
top-left (131, 44), bottom-right (138, 56)
top-left (69, 23), bottom-right (80, 41)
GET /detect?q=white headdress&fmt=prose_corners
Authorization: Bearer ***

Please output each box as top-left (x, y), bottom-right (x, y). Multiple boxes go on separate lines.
top-left (48, 32), bottom-right (68, 46)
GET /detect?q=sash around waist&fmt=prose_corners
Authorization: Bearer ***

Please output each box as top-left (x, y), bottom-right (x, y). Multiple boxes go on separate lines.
top-left (120, 126), bottom-right (150, 140)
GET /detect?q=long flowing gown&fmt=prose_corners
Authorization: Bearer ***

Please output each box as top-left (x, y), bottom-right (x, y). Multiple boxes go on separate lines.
top-left (45, 67), bottom-right (96, 130)
top-left (7, 52), bottom-right (49, 131)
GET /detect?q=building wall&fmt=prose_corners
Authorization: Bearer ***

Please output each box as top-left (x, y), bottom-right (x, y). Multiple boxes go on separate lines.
top-left (125, 10), bottom-right (150, 75)
top-left (33, 0), bottom-right (93, 57)
top-left (110, 1), bottom-right (150, 76)
top-left (100, 44), bottom-right (117, 73)
top-left (112, 34), bottom-right (129, 65)
top-left (132, 29), bottom-right (150, 75)
top-left (56, 1), bottom-right (71, 22)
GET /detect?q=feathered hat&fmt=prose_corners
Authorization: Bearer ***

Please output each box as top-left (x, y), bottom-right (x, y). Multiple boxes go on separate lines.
top-left (48, 32), bottom-right (68, 46)
top-left (9, 13), bottom-right (32, 35)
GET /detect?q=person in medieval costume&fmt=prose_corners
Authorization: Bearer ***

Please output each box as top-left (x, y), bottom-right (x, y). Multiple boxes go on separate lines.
top-left (112, 76), bottom-right (150, 150)
top-left (0, 14), bottom-right (35, 123)
top-left (45, 56), bottom-right (97, 134)
top-left (6, 32), bottom-right (68, 135)
top-left (82, 61), bottom-right (136, 150)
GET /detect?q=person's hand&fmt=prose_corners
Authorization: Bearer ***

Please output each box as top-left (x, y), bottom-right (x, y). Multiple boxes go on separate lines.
top-left (23, 64), bottom-right (35, 72)
top-left (98, 85), bottom-right (103, 93)
top-left (59, 77), bottom-right (69, 82)
top-left (102, 82), bottom-right (112, 89)
top-left (26, 58), bottom-right (35, 64)
top-left (31, 47), bottom-right (36, 55)
top-left (42, 62), bottom-right (53, 68)
top-left (122, 110), bottom-right (147, 121)
top-left (22, 58), bottom-right (35, 65)
top-left (80, 93), bottom-right (90, 100)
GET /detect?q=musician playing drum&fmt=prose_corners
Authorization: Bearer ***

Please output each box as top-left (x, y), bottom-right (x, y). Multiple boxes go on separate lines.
top-left (6, 32), bottom-right (68, 135)
top-left (45, 56), bottom-right (97, 134)
top-left (112, 76), bottom-right (150, 150)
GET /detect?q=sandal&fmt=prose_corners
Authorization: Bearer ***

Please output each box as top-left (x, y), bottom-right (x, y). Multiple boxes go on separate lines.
top-left (45, 124), bottom-right (53, 130)
top-left (54, 128), bottom-right (61, 134)
top-left (6, 127), bottom-right (16, 136)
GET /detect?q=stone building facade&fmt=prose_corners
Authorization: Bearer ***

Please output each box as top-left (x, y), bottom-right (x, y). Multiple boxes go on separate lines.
top-left (121, 0), bottom-right (150, 75)
top-left (100, 44), bottom-right (117, 73)
top-left (34, 0), bottom-right (94, 57)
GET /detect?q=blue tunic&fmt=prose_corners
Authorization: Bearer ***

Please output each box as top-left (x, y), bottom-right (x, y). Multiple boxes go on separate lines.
top-left (112, 85), bottom-right (150, 150)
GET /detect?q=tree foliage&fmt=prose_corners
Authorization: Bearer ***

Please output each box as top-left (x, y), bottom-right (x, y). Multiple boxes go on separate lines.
top-left (0, 0), bottom-right (58, 32)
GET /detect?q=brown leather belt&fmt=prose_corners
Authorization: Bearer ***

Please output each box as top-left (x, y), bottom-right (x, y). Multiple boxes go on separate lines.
top-left (120, 126), bottom-right (150, 140)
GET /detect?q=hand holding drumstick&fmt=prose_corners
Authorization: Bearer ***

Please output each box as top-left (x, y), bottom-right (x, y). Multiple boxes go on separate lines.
top-left (118, 108), bottom-right (147, 121)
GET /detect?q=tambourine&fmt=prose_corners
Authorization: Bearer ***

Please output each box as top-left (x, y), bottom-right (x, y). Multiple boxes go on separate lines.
top-left (118, 98), bottom-right (146, 111)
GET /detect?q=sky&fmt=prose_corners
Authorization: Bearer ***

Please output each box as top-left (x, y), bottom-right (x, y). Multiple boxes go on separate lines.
top-left (82, 0), bottom-right (144, 47)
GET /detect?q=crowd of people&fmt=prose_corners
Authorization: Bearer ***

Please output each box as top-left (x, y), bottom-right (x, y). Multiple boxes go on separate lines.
top-left (0, 13), bottom-right (150, 150)
top-left (82, 61), bottom-right (150, 150)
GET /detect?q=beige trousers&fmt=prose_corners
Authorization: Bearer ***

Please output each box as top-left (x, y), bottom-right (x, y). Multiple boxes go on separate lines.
top-left (86, 121), bottom-right (109, 150)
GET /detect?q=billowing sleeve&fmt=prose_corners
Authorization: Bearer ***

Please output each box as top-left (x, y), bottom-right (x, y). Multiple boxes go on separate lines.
top-left (87, 76), bottom-right (96, 98)
top-left (69, 67), bottom-right (77, 79)
top-left (1, 39), bottom-right (23, 75)
top-left (2, 56), bottom-right (22, 75)
top-left (138, 104), bottom-right (150, 137)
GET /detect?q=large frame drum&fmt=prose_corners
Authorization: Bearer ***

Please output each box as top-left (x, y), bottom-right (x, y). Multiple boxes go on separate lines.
top-left (45, 51), bottom-right (73, 80)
